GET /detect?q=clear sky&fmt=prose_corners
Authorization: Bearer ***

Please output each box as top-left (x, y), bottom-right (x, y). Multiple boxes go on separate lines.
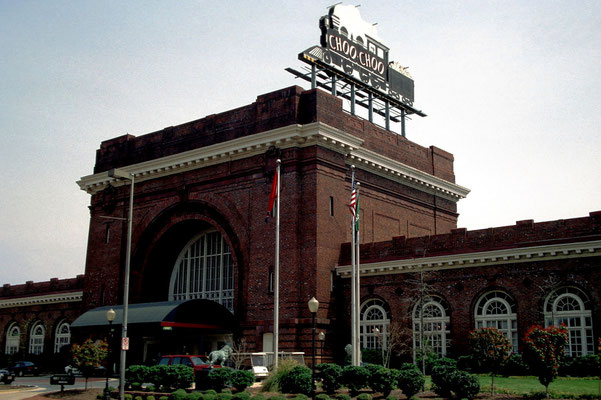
top-left (1, 1), bottom-right (600, 285)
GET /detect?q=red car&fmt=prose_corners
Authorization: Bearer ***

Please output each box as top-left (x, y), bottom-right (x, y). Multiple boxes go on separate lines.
top-left (157, 355), bottom-right (220, 377)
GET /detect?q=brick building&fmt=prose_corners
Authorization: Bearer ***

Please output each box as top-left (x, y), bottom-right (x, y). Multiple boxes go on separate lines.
top-left (1, 85), bottom-right (599, 368)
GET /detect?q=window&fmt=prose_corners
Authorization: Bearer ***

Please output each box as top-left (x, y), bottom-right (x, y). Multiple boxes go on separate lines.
top-left (360, 299), bottom-right (390, 349)
top-left (413, 296), bottom-right (450, 359)
top-left (54, 322), bottom-right (71, 353)
top-left (169, 230), bottom-right (235, 313)
top-left (29, 322), bottom-right (45, 355)
top-left (329, 196), bottom-right (334, 217)
top-left (474, 291), bottom-right (518, 352)
top-left (544, 287), bottom-right (593, 356)
top-left (5, 323), bottom-right (20, 355)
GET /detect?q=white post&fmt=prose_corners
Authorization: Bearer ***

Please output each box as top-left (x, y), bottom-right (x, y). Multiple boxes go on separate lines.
top-left (273, 160), bottom-right (281, 370)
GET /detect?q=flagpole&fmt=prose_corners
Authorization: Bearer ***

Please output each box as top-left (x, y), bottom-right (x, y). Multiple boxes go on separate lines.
top-left (350, 166), bottom-right (357, 366)
top-left (355, 182), bottom-right (361, 366)
top-left (273, 159), bottom-right (281, 370)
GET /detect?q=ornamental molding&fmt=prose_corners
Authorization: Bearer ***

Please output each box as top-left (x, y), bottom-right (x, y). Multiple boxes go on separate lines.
top-left (336, 239), bottom-right (601, 278)
top-left (77, 122), bottom-right (469, 201)
top-left (0, 291), bottom-right (83, 309)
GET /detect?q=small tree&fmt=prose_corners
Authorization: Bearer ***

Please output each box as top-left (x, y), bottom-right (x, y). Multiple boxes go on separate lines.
top-left (523, 325), bottom-right (568, 399)
top-left (230, 337), bottom-right (250, 370)
top-left (71, 338), bottom-right (108, 389)
top-left (468, 328), bottom-right (512, 395)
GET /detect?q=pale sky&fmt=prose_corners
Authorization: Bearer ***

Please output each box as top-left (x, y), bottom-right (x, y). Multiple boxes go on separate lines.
top-left (1, 1), bottom-right (600, 285)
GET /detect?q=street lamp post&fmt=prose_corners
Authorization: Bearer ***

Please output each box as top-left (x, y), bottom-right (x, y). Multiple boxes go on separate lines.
top-left (308, 297), bottom-right (319, 400)
top-left (318, 331), bottom-right (325, 363)
top-left (108, 168), bottom-right (134, 400)
top-left (105, 308), bottom-right (116, 400)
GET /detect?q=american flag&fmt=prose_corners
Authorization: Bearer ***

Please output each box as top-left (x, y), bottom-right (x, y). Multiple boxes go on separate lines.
top-left (349, 183), bottom-right (357, 218)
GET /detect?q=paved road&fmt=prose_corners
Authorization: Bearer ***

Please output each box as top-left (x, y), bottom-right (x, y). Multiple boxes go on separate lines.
top-left (0, 375), bottom-right (118, 400)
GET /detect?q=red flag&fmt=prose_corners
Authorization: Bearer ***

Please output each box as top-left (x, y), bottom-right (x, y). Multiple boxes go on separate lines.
top-left (266, 171), bottom-right (278, 221)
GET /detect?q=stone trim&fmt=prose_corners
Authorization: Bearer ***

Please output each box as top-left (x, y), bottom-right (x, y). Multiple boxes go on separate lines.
top-left (0, 291), bottom-right (83, 309)
top-left (77, 122), bottom-right (469, 202)
top-left (336, 240), bottom-right (601, 278)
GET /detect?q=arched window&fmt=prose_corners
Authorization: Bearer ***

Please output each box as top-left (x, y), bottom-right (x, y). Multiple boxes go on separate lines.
top-left (5, 323), bottom-right (20, 355)
top-left (475, 291), bottom-right (518, 352)
top-left (169, 230), bottom-right (234, 313)
top-left (29, 322), bottom-right (45, 355)
top-left (360, 299), bottom-right (390, 349)
top-left (413, 296), bottom-right (450, 359)
top-left (54, 322), bottom-right (71, 353)
top-left (544, 287), bottom-right (593, 356)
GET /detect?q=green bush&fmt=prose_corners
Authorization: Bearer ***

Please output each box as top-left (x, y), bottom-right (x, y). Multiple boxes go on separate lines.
top-left (385, 396), bottom-right (398, 400)
top-left (134, 396), bottom-right (143, 400)
top-left (127, 365), bottom-right (150, 385)
top-left (204, 390), bottom-right (218, 396)
top-left (430, 362), bottom-right (456, 398)
top-left (500, 353), bottom-right (530, 376)
top-left (341, 365), bottom-right (369, 394)
top-left (560, 355), bottom-right (601, 377)
top-left (171, 389), bottom-right (188, 400)
top-left (318, 363), bottom-right (343, 394)
top-left (361, 349), bottom-right (382, 365)
top-left (146, 385), bottom-right (156, 392)
top-left (150, 365), bottom-right (194, 391)
top-left (397, 368), bottom-right (424, 399)
top-left (262, 359), bottom-right (299, 392)
top-left (315, 394), bottom-right (330, 400)
top-left (159, 396), bottom-right (169, 400)
top-left (147, 396), bottom-right (156, 400)
top-left (279, 365), bottom-right (312, 395)
top-left (449, 370), bottom-right (480, 400)
top-left (356, 394), bottom-right (372, 400)
top-left (124, 395), bottom-right (133, 400)
top-left (201, 394), bottom-right (215, 400)
top-left (251, 395), bottom-right (266, 400)
top-left (335, 394), bottom-right (350, 400)
top-left (131, 382), bottom-right (143, 391)
top-left (207, 368), bottom-right (234, 392)
top-left (232, 392), bottom-right (251, 400)
top-left (215, 393), bottom-right (232, 400)
top-left (270, 396), bottom-right (286, 400)
top-left (293, 394), bottom-right (308, 400)
top-left (230, 370), bottom-right (255, 391)
top-left (185, 393), bottom-right (202, 400)
top-left (399, 363), bottom-right (419, 372)
top-left (369, 366), bottom-right (397, 396)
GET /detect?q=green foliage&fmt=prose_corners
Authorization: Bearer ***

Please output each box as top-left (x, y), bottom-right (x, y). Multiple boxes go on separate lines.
top-left (185, 393), bottom-right (202, 400)
top-left (251, 395), bottom-right (266, 400)
top-left (204, 390), bottom-right (218, 396)
top-left (560, 355), bottom-right (601, 377)
top-left (215, 393), bottom-right (232, 400)
top-left (450, 370), bottom-right (480, 400)
top-left (279, 365), bottom-right (312, 395)
top-left (159, 396), bottom-right (169, 400)
top-left (171, 389), bottom-right (188, 400)
top-left (230, 370), bottom-right (254, 391)
top-left (207, 368), bottom-right (234, 392)
top-left (335, 394), bottom-right (350, 400)
top-left (385, 396), bottom-right (398, 400)
top-left (369, 366), bottom-right (398, 397)
top-left (231, 392), bottom-right (251, 400)
top-left (147, 396), bottom-right (156, 400)
top-left (469, 328), bottom-right (512, 374)
top-left (356, 394), bottom-right (372, 400)
top-left (71, 338), bottom-right (108, 378)
top-left (269, 395), bottom-right (286, 400)
top-left (150, 365), bottom-right (194, 391)
top-left (524, 325), bottom-right (569, 392)
top-left (360, 349), bottom-right (382, 365)
top-left (315, 394), bottom-right (330, 400)
top-left (126, 365), bottom-right (150, 385)
top-left (500, 353), bottom-right (530, 376)
top-left (262, 358), bottom-right (299, 392)
top-left (292, 394), bottom-right (308, 400)
top-left (396, 368), bottom-right (424, 399)
top-left (341, 365), bottom-right (369, 394)
top-left (146, 385), bottom-right (156, 392)
top-left (431, 362), bottom-right (457, 398)
top-left (399, 362), bottom-right (419, 372)
top-left (124, 395), bottom-right (133, 400)
top-left (318, 363), bottom-right (343, 394)
top-left (134, 396), bottom-right (143, 400)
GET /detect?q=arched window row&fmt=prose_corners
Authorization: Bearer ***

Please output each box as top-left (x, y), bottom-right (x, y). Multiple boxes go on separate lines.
top-left (4, 321), bottom-right (71, 355)
top-left (359, 286), bottom-right (594, 359)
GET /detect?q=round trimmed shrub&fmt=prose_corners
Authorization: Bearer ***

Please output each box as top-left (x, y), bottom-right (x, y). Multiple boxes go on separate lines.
top-left (215, 393), bottom-right (232, 400)
top-left (315, 394), bottom-right (330, 400)
top-left (430, 362), bottom-right (456, 398)
top-left (230, 370), bottom-right (255, 392)
top-left (171, 389), bottom-right (188, 400)
top-left (396, 368), bottom-right (424, 399)
top-left (369, 367), bottom-right (397, 397)
top-left (279, 365), bottom-right (312, 395)
top-left (341, 365), bottom-right (369, 394)
top-left (251, 395), bottom-right (266, 400)
top-left (232, 392), bottom-right (251, 400)
top-left (126, 365), bottom-right (150, 385)
top-left (207, 368), bottom-right (234, 392)
top-left (293, 394), bottom-right (308, 400)
top-left (356, 394), bottom-right (372, 400)
top-left (147, 396), bottom-right (156, 400)
top-left (317, 363), bottom-right (342, 394)
top-left (335, 394), bottom-right (350, 400)
top-left (450, 370), bottom-right (480, 400)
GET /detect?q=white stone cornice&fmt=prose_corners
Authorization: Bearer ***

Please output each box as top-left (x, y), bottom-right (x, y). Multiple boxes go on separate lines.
top-left (0, 291), bottom-right (83, 309)
top-left (77, 122), bottom-right (469, 202)
top-left (336, 239), bottom-right (601, 278)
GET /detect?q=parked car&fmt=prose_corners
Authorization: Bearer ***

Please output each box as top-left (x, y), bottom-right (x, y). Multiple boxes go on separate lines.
top-left (8, 361), bottom-right (39, 377)
top-left (0, 369), bottom-right (15, 384)
top-left (157, 355), bottom-right (220, 378)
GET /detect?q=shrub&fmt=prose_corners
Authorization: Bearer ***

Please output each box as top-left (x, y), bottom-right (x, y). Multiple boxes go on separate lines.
top-left (131, 383), bottom-right (143, 391)
top-left (385, 396), bottom-right (398, 400)
top-left (270, 396), bottom-right (286, 400)
top-left (126, 365), bottom-right (150, 385)
top-left (369, 366), bottom-right (397, 396)
top-left (134, 396), bottom-right (143, 400)
top-left (207, 368), bottom-right (234, 392)
top-left (318, 363), bottom-right (342, 394)
top-left (262, 359), bottom-right (299, 392)
top-left (293, 394), bottom-right (308, 400)
top-left (204, 390), bottom-right (218, 396)
top-left (279, 365), bottom-right (312, 395)
top-left (149, 365), bottom-right (194, 391)
top-left (500, 353), bottom-right (530, 376)
top-left (560, 355), bottom-right (601, 377)
top-left (430, 362), bottom-right (456, 398)
top-left (124, 395), bottom-right (133, 400)
top-left (171, 389), bottom-right (188, 400)
top-left (201, 394), bottom-right (215, 400)
top-left (315, 394), bottom-right (330, 400)
top-left (232, 392), bottom-right (251, 400)
top-left (146, 385), bottom-right (156, 392)
top-left (185, 393), bottom-right (202, 400)
top-left (251, 395), bottom-right (266, 400)
top-left (147, 396), bottom-right (156, 400)
top-left (341, 365), bottom-right (369, 394)
top-left (159, 397), bottom-right (169, 400)
top-left (450, 370), bottom-right (480, 400)
top-left (356, 394), bottom-right (372, 400)
top-left (361, 349), bottom-right (382, 365)
top-left (215, 394), bottom-right (232, 400)
top-left (397, 368), bottom-right (424, 399)
top-left (230, 370), bottom-right (255, 392)
top-left (335, 394), bottom-right (351, 400)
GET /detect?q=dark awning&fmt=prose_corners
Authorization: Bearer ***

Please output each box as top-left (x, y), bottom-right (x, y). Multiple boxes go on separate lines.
top-left (71, 299), bottom-right (235, 330)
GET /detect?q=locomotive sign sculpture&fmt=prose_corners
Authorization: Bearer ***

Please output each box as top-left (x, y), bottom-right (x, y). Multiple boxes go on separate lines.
top-left (290, 4), bottom-right (425, 135)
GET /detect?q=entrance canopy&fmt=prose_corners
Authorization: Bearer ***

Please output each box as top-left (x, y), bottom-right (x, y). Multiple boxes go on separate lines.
top-left (71, 299), bottom-right (236, 330)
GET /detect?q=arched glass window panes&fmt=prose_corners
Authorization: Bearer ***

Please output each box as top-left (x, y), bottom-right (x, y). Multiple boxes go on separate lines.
top-left (5, 323), bottom-right (20, 355)
top-left (360, 299), bottom-right (390, 349)
top-left (169, 230), bottom-right (234, 313)
top-left (54, 322), bottom-right (71, 353)
top-left (544, 287), bottom-right (593, 356)
top-left (413, 296), bottom-right (450, 359)
top-left (29, 322), bottom-right (45, 355)
top-left (475, 291), bottom-right (518, 352)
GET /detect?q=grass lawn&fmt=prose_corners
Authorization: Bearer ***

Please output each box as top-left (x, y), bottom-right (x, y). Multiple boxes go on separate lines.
top-left (475, 375), bottom-right (601, 398)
